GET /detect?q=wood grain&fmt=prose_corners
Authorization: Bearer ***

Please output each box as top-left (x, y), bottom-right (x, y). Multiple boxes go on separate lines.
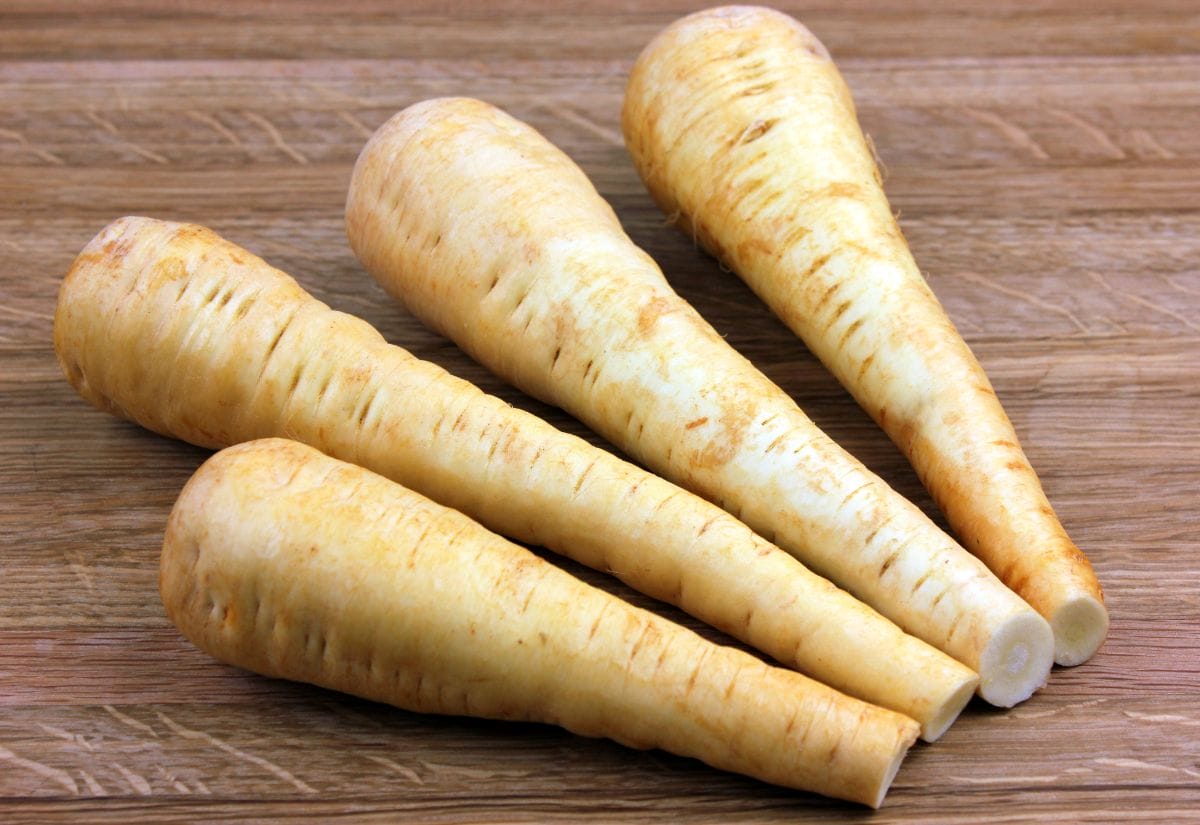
top-left (1, 1), bottom-right (1198, 821)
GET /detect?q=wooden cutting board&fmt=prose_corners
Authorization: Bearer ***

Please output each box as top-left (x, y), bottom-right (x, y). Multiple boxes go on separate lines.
top-left (2, 1), bottom-right (1198, 821)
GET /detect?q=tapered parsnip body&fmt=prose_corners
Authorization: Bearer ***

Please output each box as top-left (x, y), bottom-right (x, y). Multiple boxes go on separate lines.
top-left (161, 439), bottom-right (919, 806)
top-left (345, 97), bottom-right (1052, 706)
top-left (54, 216), bottom-right (975, 739)
top-left (621, 6), bottom-right (1107, 666)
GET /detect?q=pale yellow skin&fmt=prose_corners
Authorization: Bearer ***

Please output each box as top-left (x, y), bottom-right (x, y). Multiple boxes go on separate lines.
top-left (621, 5), bottom-right (1107, 666)
top-left (161, 439), bottom-right (920, 807)
top-left (53, 216), bottom-right (975, 739)
top-left (345, 97), bottom-right (1053, 706)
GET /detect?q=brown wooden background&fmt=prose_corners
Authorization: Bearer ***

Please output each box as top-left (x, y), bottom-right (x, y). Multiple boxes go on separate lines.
top-left (2, 1), bottom-right (1198, 821)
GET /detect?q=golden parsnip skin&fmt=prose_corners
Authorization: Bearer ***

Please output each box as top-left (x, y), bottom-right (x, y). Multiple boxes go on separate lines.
top-left (54, 216), bottom-right (975, 740)
top-left (621, 5), bottom-right (1106, 666)
top-left (345, 97), bottom-right (1052, 707)
top-left (162, 439), bottom-right (920, 807)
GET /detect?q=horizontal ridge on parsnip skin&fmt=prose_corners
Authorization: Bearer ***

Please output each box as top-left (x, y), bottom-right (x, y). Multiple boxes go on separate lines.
top-left (621, 5), bottom-right (1107, 666)
top-left (344, 96), bottom-right (1053, 707)
top-left (53, 215), bottom-right (974, 741)
top-left (162, 438), bottom-right (920, 807)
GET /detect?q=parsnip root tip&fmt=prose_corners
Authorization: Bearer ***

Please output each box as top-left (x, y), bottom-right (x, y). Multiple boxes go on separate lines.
top-left (977, 611), bottom-right (1054, 708)
top-left (1051, 594), bottom-right (1109, 666)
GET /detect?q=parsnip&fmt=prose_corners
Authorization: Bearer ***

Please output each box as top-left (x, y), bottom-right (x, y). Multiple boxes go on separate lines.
top-left (346, 97), bottom-right (1053, 706)
top-left (161, 438), bottom-right (919, 806)
top-left (54, 215), bottom-right (976, 739)
top-left (621, 5), bottom-right (1106, 665)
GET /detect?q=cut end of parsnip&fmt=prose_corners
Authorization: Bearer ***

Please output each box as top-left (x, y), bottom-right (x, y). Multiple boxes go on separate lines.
top-left (869, 738), bottom-right (912, 810)
top-left (977, 610), bottom-right (1054, 707)
top-left (1050, 594), bottom-right (1109, 666)
top-left (921, 673), bottom-right (979, 743)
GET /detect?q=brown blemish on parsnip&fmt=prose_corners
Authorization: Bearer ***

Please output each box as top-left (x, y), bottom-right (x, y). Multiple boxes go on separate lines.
top-left (737, 235), bottom-right (775, 261)
top-left (100, 235), bottom-right (135, 264)
top-left (690, 404), bottom-right (753, 471)
top-left (822, 181), bottom-right (864, 201)
top-left (637, 295), bottom-right (676, 336)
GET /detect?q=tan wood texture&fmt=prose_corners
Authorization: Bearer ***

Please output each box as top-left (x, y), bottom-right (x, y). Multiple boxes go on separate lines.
top-left (2, 1), bottom-right (1198, 820)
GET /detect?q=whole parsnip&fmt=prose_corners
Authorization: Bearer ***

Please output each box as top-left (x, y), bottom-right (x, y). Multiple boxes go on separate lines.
top-left (161, 438), bottom-right (920, 807)
top-left (345, 97), bottom-right (1053, 706)
top-left (622, 5), bottom-right (1106, 665)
